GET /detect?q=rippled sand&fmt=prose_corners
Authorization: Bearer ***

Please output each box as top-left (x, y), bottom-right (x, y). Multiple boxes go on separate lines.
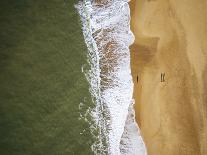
top-left (130, 0), bottom-right (207, 154)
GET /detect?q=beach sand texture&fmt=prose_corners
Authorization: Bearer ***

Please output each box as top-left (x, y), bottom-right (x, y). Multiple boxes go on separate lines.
top-left (130, 0), bottom-right (207, 154)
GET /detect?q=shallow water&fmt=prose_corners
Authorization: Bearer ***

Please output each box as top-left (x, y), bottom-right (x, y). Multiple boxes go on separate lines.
top-left (76, 0), bottom-right (147, 154)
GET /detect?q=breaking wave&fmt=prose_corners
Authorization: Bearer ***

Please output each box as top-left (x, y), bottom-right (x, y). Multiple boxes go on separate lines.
top-left (76, 0), bottom-right (147, 154)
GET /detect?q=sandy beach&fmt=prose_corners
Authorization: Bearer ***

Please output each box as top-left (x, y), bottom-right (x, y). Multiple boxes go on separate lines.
top-left (130, 0), bottom-right (207, 154)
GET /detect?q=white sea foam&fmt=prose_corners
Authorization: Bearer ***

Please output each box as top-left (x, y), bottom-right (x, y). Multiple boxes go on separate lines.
top-left (76, 0), bottom-right (147, 154)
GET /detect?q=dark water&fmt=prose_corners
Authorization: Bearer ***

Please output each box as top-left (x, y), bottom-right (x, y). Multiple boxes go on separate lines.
top-left (0, 0), bottom-right (94, 154)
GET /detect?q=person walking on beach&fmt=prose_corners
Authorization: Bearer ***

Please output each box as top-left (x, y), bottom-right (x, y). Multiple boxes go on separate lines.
top-left (137, 75), bottom-right (138, 83)
top-left (161, 73), bottom-right (165, 82)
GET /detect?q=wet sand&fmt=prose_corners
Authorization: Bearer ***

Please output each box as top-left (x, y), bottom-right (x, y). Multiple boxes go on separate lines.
top-left (130, 0), bottom-right (207, 154)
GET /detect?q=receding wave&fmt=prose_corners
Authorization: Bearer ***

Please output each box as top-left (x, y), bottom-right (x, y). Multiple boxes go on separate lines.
top-left (76, 0), bottom-right (147, 154)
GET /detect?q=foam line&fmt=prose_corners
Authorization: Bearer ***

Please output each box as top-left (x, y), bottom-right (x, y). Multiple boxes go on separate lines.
top-left (76, 0), bottom-right (147, 154)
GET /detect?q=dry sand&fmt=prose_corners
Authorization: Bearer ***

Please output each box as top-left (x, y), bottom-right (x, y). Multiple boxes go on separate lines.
top-left (129, 0), bottom-right (207, 154)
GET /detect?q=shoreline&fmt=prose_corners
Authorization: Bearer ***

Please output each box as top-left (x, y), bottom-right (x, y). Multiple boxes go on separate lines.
top-left (130, 0), bottom-right (207, 154)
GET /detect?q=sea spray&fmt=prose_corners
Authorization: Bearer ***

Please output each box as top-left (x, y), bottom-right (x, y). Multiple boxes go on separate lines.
top-left (76, 0), bottom-right (147, 154)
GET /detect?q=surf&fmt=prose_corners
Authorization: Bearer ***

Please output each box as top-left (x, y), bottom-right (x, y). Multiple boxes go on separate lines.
top-left (76, 0), bottom-right (147, 154)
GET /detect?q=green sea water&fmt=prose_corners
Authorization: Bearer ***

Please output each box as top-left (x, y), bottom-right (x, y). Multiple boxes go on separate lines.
top-left (0, 0), bottom-right (94, 154)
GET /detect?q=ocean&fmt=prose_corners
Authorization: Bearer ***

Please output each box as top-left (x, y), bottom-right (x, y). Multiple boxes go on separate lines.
top-left (0, 0), bottom-right (95, 154)
top-left (0, 0), bottom-right (147, 154)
